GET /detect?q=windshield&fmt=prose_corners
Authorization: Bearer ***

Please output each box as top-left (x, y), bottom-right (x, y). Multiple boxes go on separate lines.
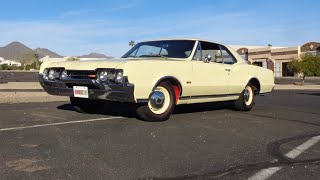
top-left (122, 40), bottom-right (196, 59)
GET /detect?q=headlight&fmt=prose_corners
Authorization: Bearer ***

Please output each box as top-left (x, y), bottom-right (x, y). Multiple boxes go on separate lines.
top-left (43, 69), bottom-right (48, 80)
top-left (99, 71), bottom-right (108, 82)
top-left (61, 70), bottom-right (68, 79)
top-left (116, 71), bottom-right (123, 83)
top-left (48, 69), bottom-right (56, 80)
top-left (97, 69), bottom-right (123, 83)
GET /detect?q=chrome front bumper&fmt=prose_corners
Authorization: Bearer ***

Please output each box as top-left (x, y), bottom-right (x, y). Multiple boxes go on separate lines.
top-left (39, 75), bottom-right (135, 102)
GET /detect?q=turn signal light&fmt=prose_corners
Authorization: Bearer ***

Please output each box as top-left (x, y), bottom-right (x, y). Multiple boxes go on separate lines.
top-left (88, 74), bottom-right (96, 78)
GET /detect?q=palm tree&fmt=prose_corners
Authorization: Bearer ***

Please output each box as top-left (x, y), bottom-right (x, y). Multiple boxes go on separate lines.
top-left (129, 40), bottom-right (135, 47)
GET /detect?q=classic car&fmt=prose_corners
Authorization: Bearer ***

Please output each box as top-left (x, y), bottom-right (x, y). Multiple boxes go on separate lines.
top-left (39, 39), bottom-right (275, 121)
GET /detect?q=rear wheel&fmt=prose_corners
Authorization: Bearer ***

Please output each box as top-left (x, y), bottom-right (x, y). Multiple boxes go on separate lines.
top-left (70, 97), bottom-right (100, 113)
top-left (136, 81), bottom-right (176, 121)
top-left (234, 84), bottom-right (256, 111)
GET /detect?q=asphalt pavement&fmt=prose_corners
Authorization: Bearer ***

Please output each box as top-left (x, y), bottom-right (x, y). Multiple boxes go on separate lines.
top-left (0, 90), bottom-right (319, 179)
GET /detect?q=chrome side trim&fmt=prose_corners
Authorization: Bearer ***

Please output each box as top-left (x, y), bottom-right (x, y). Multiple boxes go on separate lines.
top-left (179, 93), bottom-right (240, 100)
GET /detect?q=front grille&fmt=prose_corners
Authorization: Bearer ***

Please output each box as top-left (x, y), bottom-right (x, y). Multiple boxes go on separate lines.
top-left (67, 70), bottom-right (96, 79)
top-left (65, 83), bottom-right (99, 89)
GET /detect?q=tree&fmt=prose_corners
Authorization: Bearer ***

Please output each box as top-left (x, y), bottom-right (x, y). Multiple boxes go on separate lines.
top-left (287, 53), bottom-right (320, 85)
top-left (34, 53), bottom-right (40, 70)
top-left (129, 40), bottom-right (135, 47)
top-left (18, 53), bottom-right (38, 69)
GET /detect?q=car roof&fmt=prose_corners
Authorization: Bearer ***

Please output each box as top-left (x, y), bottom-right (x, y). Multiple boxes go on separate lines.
top-left (138, 38), bottom-right (247, 64)
top-left (141, 38), bottom-right (221, 44)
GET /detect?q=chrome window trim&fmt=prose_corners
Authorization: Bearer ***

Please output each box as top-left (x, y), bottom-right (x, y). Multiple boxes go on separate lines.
top-left (192, 41), bottom-right (202, 61)
top-left (218, 45), bottom-right (238, 65)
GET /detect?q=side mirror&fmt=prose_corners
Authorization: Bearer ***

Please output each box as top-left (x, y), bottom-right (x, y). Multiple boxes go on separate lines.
top-left (204, 54), bottom-right (211, 63)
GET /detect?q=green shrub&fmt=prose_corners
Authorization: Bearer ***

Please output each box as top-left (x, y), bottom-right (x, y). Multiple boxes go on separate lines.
top-left (0, 64), bottom-right (25, 70)
top-left (0, 64), bottom-right (9, 70)
top-left (287, 53), bottom-right (320, 85)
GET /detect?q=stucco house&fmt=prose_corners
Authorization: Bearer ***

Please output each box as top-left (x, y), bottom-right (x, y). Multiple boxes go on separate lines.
top-left (0, 57), bottom-right (22, 66)
top-left (230, 42), bottom-right (320, 77)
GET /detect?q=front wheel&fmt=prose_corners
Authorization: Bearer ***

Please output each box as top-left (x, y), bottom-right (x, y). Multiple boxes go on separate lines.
top-left (136, 81), bottom-right (176, 121)
top-left (234, 84), bottom-right (256, 111)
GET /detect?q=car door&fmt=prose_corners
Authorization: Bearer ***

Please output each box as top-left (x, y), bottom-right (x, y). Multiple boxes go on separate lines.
top-left (191, 41), bottom-right (231, 96)
top-left (218, 45), bottom-right (241, 94)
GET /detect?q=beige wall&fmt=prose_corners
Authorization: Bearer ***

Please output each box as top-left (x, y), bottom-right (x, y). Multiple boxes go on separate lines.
top-left (234, 42), bottom-right (320, 77)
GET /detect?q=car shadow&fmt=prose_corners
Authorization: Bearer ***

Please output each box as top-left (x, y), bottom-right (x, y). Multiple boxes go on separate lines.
top-left (57, 102), bottom-right (138, 119)
top-left (174, 101), bottom-right (234, 114)
top-left (57, 101), bottom-right (235, 121)
top-left (297, 92), bottom-right (320, 96)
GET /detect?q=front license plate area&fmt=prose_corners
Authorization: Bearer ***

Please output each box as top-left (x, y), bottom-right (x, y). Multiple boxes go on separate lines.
top-left (73, 86), bottom-right (89, 98)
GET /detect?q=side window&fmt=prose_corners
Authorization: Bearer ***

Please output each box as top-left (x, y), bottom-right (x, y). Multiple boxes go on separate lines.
top-left (220, 46), bottom-right (236, 64)
top-left (192, 42), bottom-right (202, 61)
top-left (159, 48), bottom-right (168, 56)
top-left (200, 42), bottom-right (222, 63)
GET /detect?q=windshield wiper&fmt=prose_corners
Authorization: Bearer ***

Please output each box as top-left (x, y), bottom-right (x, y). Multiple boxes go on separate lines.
top-left (138, 55), bottom-right (168, 58)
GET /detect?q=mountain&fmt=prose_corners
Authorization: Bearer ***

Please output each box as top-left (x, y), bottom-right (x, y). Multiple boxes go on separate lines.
top-left (34, 48), bottom-right (63, 58)
top-left (78, 52), bottom-right (112, 59)
top-left (0, 42), bottom-right (64, 64)
top-left (0, 41), bottom-right (34, 60)
top-left (0, 42), bottom-right (113, 64)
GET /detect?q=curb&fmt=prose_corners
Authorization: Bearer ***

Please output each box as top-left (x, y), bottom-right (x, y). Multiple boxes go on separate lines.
top-left (274, 84), bottom-right (320, 90)
top-left (0, 89), bottom-right (44, 92)
top-left (0, 82), bottom-right (42, 90)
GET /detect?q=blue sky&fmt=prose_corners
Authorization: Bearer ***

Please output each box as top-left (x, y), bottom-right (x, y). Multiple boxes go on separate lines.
top-left (0, 0), bottom-right (319, 57)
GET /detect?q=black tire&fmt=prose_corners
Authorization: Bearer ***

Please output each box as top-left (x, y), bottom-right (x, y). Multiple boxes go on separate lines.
top-left (70, 97), bottom-right (100, 114)
top-left (234, 84), bottom-right (256, 111)
top-left (136, 81), bottom-right (176, 121)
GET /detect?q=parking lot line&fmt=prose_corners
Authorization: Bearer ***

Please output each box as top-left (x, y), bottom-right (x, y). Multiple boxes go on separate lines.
top-left (248, 135), bottom-right (320, 180)
top-left (0, 117), bottom-right (123, 132)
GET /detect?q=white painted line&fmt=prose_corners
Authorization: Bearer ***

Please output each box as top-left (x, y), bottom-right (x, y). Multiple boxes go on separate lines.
top-left (285, 135), bottom-right (320, 158)
top-left (248, 167), bottom-right (282, 180)
top-left (248, 135), bottom-right (320, 180)
top-left (0, 117), bottom-right (123, 132)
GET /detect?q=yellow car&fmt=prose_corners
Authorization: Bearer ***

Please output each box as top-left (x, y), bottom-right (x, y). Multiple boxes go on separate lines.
top-left (39, 39), bottom-right (274, 121)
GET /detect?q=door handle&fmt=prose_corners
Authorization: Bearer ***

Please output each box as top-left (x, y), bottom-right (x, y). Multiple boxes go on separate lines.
top-left (225, 68), bottom-right (231, 72)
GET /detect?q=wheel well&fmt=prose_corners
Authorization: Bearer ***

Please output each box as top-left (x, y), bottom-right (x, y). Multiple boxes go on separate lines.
top-left (248, 78), bottom-right (261, 94)
top-left (154, 77), bottom-right (182, 104)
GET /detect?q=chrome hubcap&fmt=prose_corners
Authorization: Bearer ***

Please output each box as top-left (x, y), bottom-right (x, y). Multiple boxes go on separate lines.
top-left (244, 89), bottom-right (250, 102)
top-left (150, 91), bottom-right (165, 109)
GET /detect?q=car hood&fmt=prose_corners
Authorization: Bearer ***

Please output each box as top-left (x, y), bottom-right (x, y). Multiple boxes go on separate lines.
top-left (40, 57), bottom-right (185, 73)
top-left (44, 58), bottom-right (131, 71)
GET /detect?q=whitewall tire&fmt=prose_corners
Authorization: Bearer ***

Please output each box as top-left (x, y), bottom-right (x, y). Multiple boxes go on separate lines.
top-left (136, 81), bottom-right (176, 121)
top-left (234, 84), bottom-right (256, 111)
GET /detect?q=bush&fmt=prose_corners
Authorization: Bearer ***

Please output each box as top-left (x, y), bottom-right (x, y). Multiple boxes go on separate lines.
top-left (0, 64), bottom-right (24, 70)
top-left (24, 60), bottom-right (42, 70)
top-left (287, 53), bottom-right (320, 85)
top-left (0, 64), bottom-right (9, 70)
top-left (9, 66), bottom-right (23, 70)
